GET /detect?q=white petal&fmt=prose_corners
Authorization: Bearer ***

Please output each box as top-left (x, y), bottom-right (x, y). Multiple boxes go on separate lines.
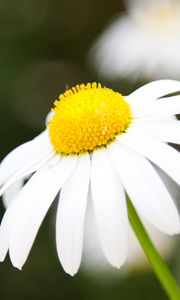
top-left (2, 179), bottom-right (24, 208)
top-left (56, 153), bottom-right (90, 276)
top-left (6, 155), bottom-right (77, 269)
top-left (127, 120), bottom-right (180, 144)
top-left (108, 142), bottom-right (180, 235)
top-left (0, 197), bottom-right (22, 261)
top-left (91, 148), bottom-right (128, 268)
top-left (117, 133), bottom-right (180, 185)
top-left (132, 95), bottom-right (180, 118)
top-left (0, 151), bottom-right (54, 197)
top-left (133, 115), bottom-right (176, 123)
top-left (127, 80), bottom-right (180, 107)
top-left (0, 131), bottom-right (53, 186)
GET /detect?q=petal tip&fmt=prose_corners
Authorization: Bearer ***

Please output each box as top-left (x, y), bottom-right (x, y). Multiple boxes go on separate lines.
top-left (111, 261), bottom-right (125, 269)
top-left (64, 267), bottom-right (78, 277)
top-left (0, 257), bottom-right (5, 262)
top-left (67, 272), bottom-right (76, 277)
top-left (10, 253), bottom-right (24, 271)
top-left (107, 255), bottom-right (127, 269)
top-left (11, 262), bottom-right (23, 271)
top-left (0, 249), bottom-right (8, 262)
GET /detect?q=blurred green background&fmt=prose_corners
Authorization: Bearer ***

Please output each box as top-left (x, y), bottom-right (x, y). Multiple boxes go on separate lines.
top-left (0, 1), bottom-right (179, 299)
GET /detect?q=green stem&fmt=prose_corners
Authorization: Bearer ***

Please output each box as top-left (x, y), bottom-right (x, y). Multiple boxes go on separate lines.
top-left (127, 196), bottom-right (180, 300)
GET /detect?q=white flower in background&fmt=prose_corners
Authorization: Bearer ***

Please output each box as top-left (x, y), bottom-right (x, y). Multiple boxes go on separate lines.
top-left (89, 0), bottom-right (180, 80)
top-left (0, 80), bottom-right (180, 276)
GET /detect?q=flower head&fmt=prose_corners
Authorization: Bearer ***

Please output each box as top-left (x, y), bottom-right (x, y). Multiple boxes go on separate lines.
top-left (0, 80), bottom-right (180, 276)
top-left (90, 0), bottom-right (180, 80)
top-left (48, 83), bottom-right (131, 154)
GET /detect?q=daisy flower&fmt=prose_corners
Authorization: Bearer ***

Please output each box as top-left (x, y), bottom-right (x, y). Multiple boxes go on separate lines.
top-left (89, 0), bottom-right (180, 80)
top-left (0, 80), bottom-right (180, 276)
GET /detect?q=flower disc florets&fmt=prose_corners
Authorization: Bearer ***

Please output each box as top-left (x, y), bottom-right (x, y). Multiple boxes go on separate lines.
top-left (48, 82), bottom-right (131, 154)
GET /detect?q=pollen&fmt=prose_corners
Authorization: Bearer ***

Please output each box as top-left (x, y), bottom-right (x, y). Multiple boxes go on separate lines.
top-left (48, 83), bottom-right (131, 154)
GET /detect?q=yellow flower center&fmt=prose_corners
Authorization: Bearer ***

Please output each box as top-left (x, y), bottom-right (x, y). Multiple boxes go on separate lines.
top-left (48, 82), bottom-right (131, 154)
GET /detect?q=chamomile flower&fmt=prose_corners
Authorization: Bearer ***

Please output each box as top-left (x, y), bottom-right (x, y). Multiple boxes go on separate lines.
top-left (0, 80), bottom-right (180, 276)
top-left (90, 0), bottom-right (180, 80)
